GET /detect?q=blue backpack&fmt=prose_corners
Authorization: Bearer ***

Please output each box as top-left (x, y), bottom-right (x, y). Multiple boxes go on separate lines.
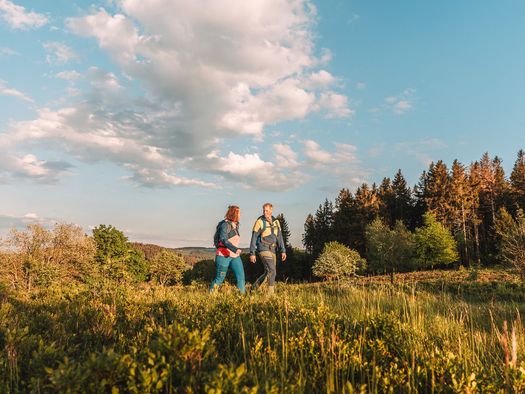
top-left (213, 220), bottom-right (235, 248)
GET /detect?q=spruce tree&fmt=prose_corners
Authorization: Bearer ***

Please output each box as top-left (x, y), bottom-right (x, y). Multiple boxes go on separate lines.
top-left (276, 213), bottom-right (291, 250)
top-left (510, 149), bottom-right (525, 211)
top-left (421, 161), bottom-right (452, 227)
top-left (302, 214), bottom-right (315, 255)
top-left (392, 169), bottom-right (414, 228)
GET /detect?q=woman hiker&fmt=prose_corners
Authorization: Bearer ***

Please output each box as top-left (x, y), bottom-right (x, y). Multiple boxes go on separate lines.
top-left (210, 205), bottom-right (246, 294)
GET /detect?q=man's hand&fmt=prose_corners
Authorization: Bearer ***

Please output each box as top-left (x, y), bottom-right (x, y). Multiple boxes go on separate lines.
top-left (249, 255), bottom-right (256, 264)
top-left (281, 253), bottom-right (287, 262)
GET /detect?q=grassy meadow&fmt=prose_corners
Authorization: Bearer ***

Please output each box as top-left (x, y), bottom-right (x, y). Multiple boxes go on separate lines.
top-left (1, 268), bottom-right (525, 393)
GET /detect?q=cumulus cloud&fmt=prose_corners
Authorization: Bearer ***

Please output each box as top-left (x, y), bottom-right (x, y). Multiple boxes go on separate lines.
top-left (0, 0), bottom-right (48, 30)
top-left (0, 80), bottom-right (33, 102)
top-left (43, 42), bottom-right (78, 65)
top-left (2, 0), bottom-right (353, 191)
top-left (303, 140), bottom-right (358, 169)
top-left (203, 151), bottom-right (302, 191)
top-left (0, 149), bottom-right (73, 183)
top-left (273, 143), bottom-right (300, 169)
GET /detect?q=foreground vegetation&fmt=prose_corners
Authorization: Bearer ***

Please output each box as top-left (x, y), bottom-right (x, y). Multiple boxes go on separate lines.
top-left (2, 271), bottom-right (525, 393)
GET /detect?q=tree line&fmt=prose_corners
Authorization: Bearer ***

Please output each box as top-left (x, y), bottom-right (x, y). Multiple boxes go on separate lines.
top-left (303, 149), bottom-right (525, 274)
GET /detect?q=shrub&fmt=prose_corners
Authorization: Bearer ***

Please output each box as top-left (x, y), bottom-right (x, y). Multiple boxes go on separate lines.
top-left (366, 219), bottom-right (415, 275)
top-left (414, 212), bottom-right (459, 269)
top-left (312, 241), bottom-right (365, 280)
top-left (150, 250), bottom-right (189, 285)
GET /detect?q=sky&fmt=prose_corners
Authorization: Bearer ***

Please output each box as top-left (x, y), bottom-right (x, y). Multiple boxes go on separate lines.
top-left (1, 0), bottom-right (524, 248)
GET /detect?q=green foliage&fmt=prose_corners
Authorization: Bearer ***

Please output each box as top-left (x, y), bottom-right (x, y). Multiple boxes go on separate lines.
top-left (366, 219), bottom-right (415, 274)
top-left (0, 223), bottom-right (95, 291)
top-left (312, 241), bottom-right (365, 280)
top-left (495, 208), bottom-right (525, 278)
top-left (92, 224), bottom-right (128, 264)
top-left (414, 212), bottom-right (459, 268)
top-left (126, 248), bottom-right (149, 283)
top-left (1, 277), bottom-right (525, 392)
top-left (150, 249), bottom-right (188, 286)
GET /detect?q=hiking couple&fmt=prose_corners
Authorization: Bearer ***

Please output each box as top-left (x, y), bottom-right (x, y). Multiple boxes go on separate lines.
top-left (209, 203), bottom-right (287, 295)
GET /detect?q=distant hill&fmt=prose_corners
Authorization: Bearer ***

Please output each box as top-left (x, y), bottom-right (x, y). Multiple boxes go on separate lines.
top-left (130, 243), bottom-right (215, 265)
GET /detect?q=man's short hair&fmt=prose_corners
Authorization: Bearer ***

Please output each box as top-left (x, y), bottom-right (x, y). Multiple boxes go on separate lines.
top-left (263, 203), bottom-right (273, 209)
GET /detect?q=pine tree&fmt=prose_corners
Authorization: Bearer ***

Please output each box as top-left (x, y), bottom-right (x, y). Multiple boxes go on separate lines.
top-left (333, 188), bottom-right (357, 248)
top-left (312, 199), bottom-right (335, 258)
top-left (302, 214), bottom-right (315, 255)
top-left (510, 149), bottom-right (525, 211)
top-left (420, 161), bottom-right (452, 227)
top-left (449, 160), bottom-right (474, 265)
top-left (276, 213), bottom-right (291, 249)
top-left (391, 169), bottom-right (414, 227)
top-left (378, 177), bottom-right (395, 226)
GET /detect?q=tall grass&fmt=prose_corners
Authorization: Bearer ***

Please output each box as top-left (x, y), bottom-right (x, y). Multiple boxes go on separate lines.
top-left (1, 280), bottom-right (525, 392)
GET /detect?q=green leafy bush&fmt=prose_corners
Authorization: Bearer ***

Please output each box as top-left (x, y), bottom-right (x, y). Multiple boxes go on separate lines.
top-left (414, 212), bottom-right (459, 268)
top-left (312, 241), bottom-right (365, 280)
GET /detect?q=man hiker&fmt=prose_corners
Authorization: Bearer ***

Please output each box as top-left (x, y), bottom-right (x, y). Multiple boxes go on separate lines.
top-left (249, 203), bottom-right (287, 294)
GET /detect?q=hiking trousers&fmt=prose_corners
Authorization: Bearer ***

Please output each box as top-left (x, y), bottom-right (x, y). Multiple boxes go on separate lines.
top-left (210, 255), bottom-right (246, 294)
top-left (253, 251), bottom-right (277, 288)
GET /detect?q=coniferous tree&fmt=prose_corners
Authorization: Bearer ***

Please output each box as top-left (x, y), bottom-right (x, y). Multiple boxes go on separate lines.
top-left (449, 160), bottom-right (475, 265)
top-left (510, 149), bottom-right (525, 211)
top-left (378, 177), bottom-right (395, 226)
top-left (391, 169), bottom-right (414, 228)
top-left (302, 214), bottom-right (315, 256)
top-left (276, 213), bottom-right (291, 250)
top-left (333, 188), bottom-right (357, 248)
top-left (351, 183), bottom-right (380, 255)
top-left (420, 161), bottom-right (452, 227)
top-left (312, 199), bottom-right (335, 258)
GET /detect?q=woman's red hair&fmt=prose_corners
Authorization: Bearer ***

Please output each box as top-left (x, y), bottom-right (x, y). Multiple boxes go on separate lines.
top-left (225, 205), bottom-right (240, 223)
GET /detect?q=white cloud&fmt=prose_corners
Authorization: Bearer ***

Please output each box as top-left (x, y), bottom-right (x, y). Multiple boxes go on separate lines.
top-left (384, 88), bottom-right (416, 115)
top-left (302, 139), bottom-right (366, 186)
top-left (0, 0), bottom-right (48, 30)
top-left (203, 151), bottom-right (302, 191)
top-left (317, 91), bottom-right (353, 118)
top-left (56, 70), bottom-right (81, 80)
top-left (273, 143), bottom-right (299, 169)
top-left (1, 0), bottom-right (352, 191)
top-left (0, 150), bottom-right (72, 184)
top-left (43, 42), bottom-right (78, 65)
top-left (0, 80), bottom-right (33, 102)
top-left (356, 82), bottom-right (366, 90)
top-left (303, 140), bottom-right (358, 168)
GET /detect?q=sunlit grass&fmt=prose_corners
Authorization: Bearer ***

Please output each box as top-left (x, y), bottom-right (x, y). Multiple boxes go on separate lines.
top-left (1, 272), bottom-right (525, 392)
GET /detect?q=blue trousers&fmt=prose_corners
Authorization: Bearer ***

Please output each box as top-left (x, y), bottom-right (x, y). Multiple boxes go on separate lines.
top-left (210, 255), bottom-right (246, 294)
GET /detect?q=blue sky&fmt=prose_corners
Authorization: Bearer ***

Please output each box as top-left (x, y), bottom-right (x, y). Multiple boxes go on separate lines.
top-left (1, 0), bottom-right (524, 247)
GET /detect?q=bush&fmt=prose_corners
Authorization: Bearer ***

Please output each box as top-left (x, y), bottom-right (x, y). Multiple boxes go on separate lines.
top-left (366, 219), bottom-right (415, 275)
top-left (150, 250), bottom-right (189, 285)
top-left (414, 212), bottom-right (459, 269)
top-left (312, 241), bottom-right (365, 280)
